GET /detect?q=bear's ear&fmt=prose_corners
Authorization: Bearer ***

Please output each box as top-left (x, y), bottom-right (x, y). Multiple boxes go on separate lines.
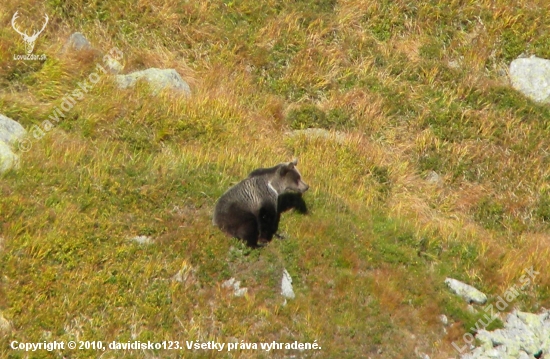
top-left (279, 162), bottom-right (292, 176)
top-left (291, 158), bottom-right (298, 166)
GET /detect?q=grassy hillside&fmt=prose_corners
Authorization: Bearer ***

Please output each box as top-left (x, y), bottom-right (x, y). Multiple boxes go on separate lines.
top-left (1, 0), bottom-right (549, 358)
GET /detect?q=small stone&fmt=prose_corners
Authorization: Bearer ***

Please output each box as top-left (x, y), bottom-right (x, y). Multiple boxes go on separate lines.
top-left (222, 278), bottom-right (236, 289)
top-left (63, 32), bottom-right (93, 52)
top-left (281, 268), bottom-right (295, 299)
top-left (426, 170), bottom-right (443, 186)
top-left (439, 314), bottom-right (448, 326)
top-left (131, 235), bottom-right (152, 244)
top-left (234, 287), bottom-right (248, 297)
top-left (222, 278), bottom-right (248, 297)
top-left (509, 56), bottom-right (550, 104)
top-left (445, 278), bottom-right (487, 305)
top-left (116, 68), bottom-right (191, 95)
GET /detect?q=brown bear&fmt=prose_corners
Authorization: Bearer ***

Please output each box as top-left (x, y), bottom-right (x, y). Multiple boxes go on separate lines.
top-left (213, 160), bottom-right (309, 247)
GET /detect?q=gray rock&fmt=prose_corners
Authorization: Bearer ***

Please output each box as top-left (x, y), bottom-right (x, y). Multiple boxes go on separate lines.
top-left (104, 56), bottom-right (123, 74)
top-left (0, 141), bottom-right (18, 174)
top-left (461, 309), bottom-right (550, 359)
top-left (445, 278), bottom-right (488, 304)
top-left (131, 235), bottom-right (152, 244)
top-left (509, 56), bottom-right (550, 103)
top-left (285, 128), bottom-right (347, 144)
top-left (233, 287), bottom-right (248, 297)
top-left (222, 277), bottom-right (237, 289)
top-left (116, 68), bottom-right (191, 95)
top-left (0, 114), bottom-right (26, 145)
top-left (414, 348), bottom-right (430, 359)
top-left (426, 170), bottom-right (443, 186)
top-left (63, 32), bottom-right (92, 52)
top-left (281, 269), bottom-right (295, 299)
top-left (0, 115), bottom-right (25, 173)
top-left (222, 278), bottom-right (248, 297)
top-left (516, 311), bottom-right (546, 338)
top-left (484, 348), bottom-right (504, 358)
top-left (461, 347), bottom-right (484, 359)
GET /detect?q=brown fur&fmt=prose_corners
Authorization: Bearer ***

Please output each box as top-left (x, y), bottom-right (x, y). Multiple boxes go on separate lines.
top-left (213, 160), bottom-right (309, 247)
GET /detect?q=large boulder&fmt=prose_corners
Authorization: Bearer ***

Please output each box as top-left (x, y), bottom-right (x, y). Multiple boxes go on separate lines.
top-left (509, 56), bottom-right (550, 104)
top-left (0, 115), bottom-right (25, 174)
top-left (0, 114), bottom-right (26, 145)
top-left (0, 141), bottom-right (18, 173)
top-left (462, 310), bottom-right (549, 359)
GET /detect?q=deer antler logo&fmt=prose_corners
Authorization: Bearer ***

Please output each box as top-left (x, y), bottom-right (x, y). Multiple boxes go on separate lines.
top-left (11, 11), bottom-right (49, 55)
